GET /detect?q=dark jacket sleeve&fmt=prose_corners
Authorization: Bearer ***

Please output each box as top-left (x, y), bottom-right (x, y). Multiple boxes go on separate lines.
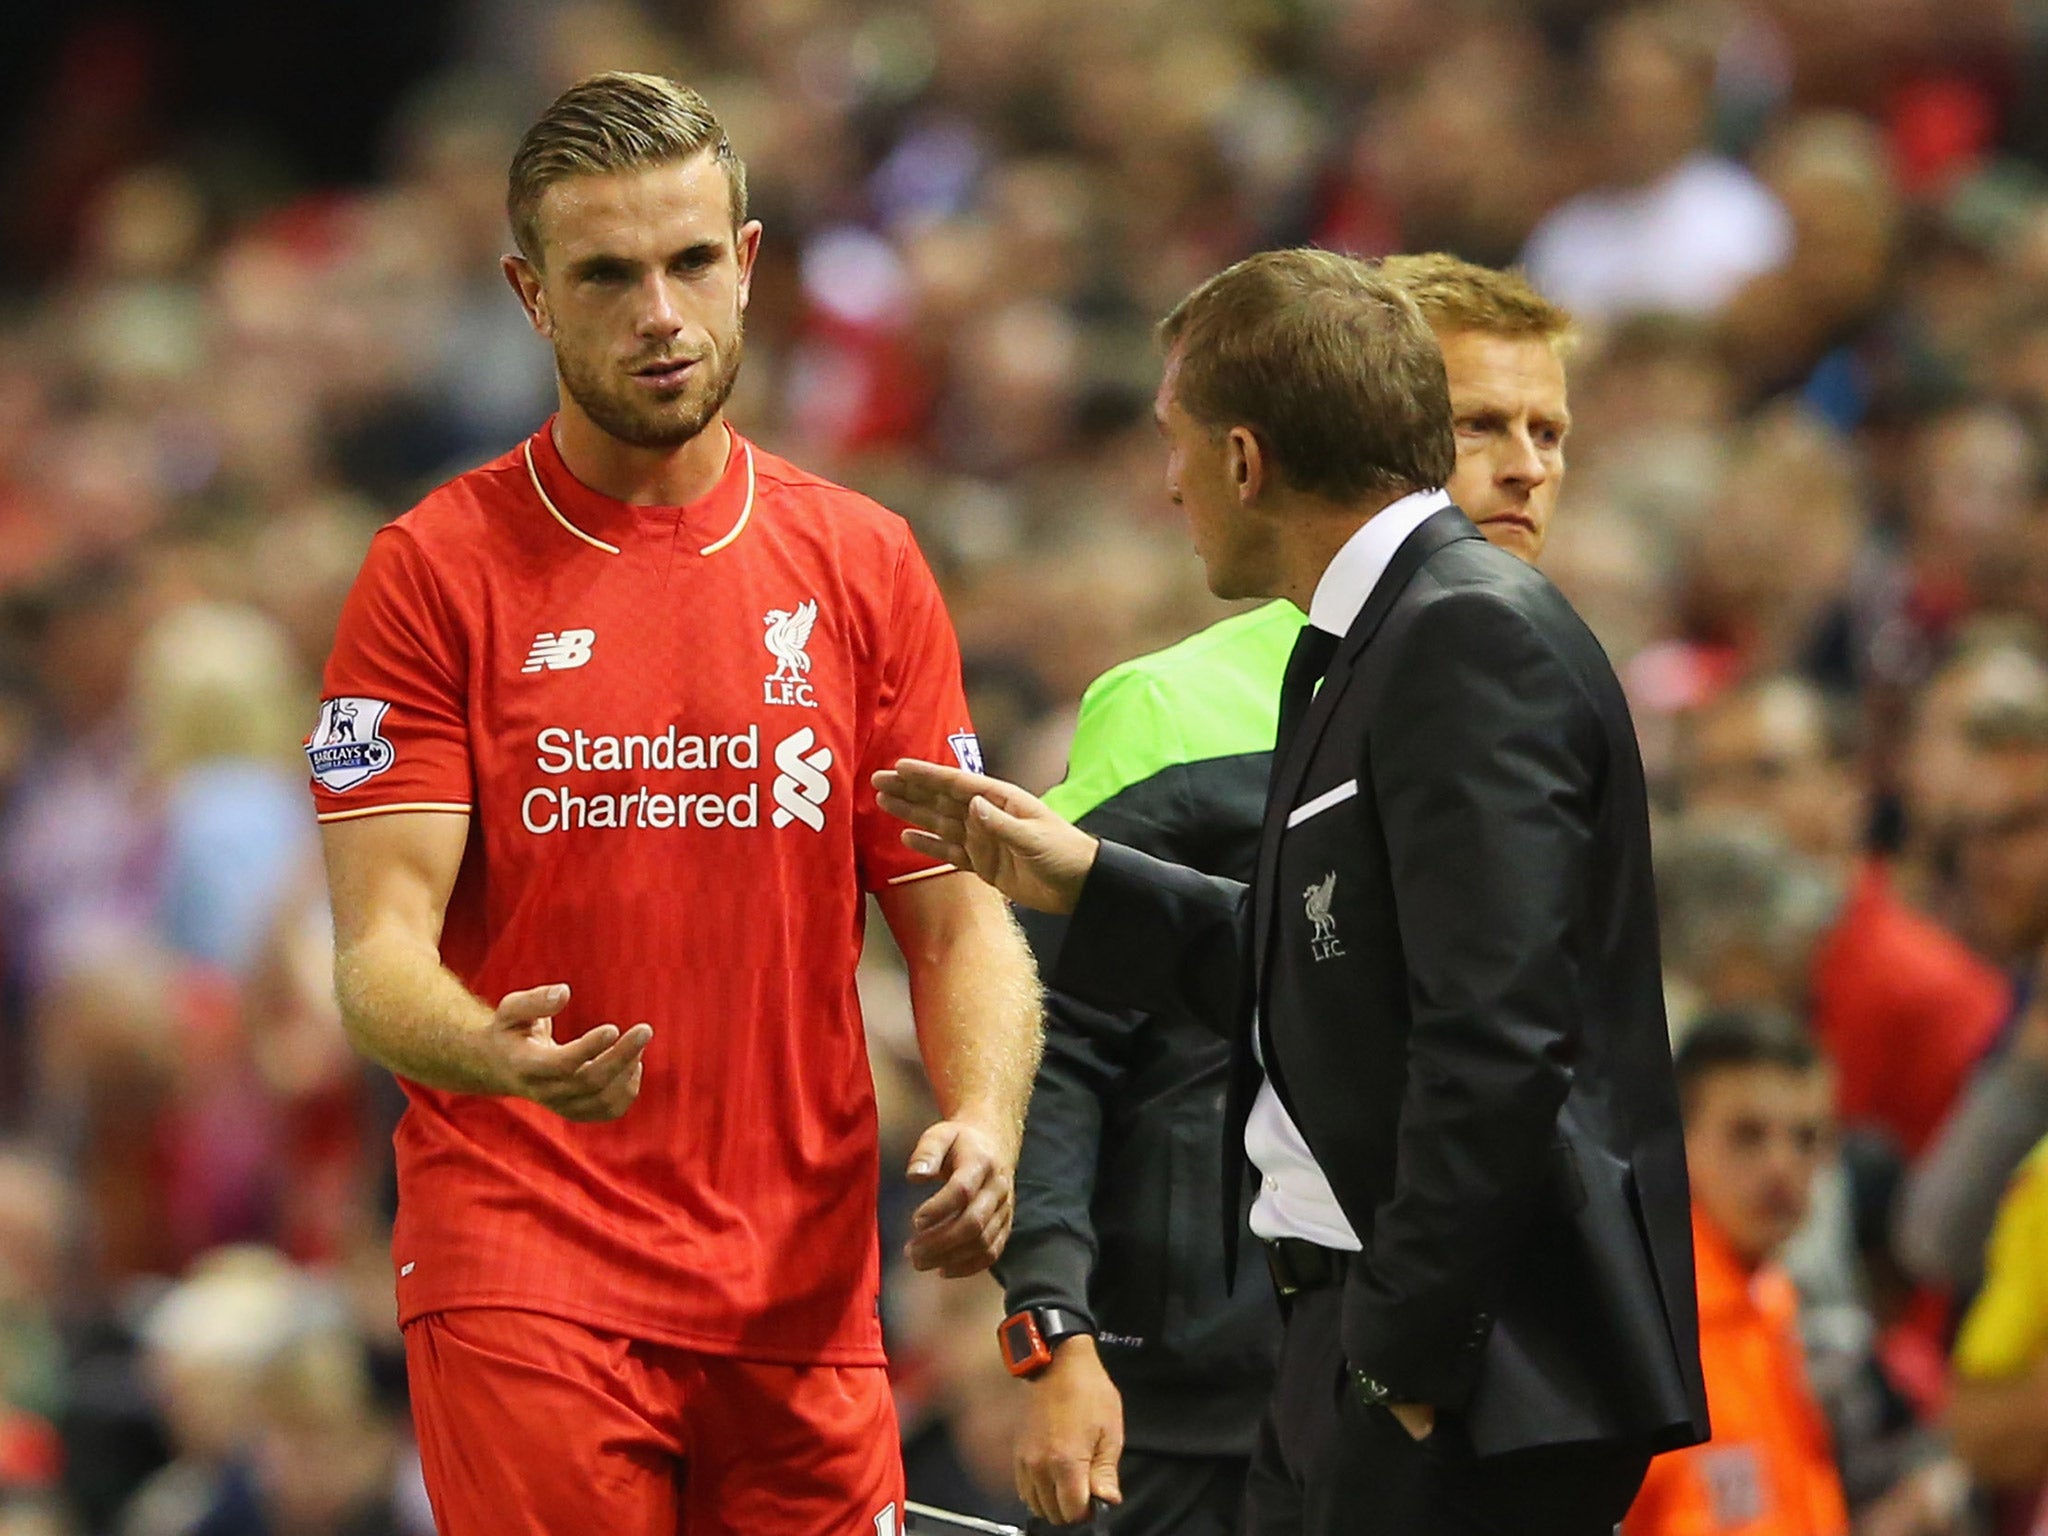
top-left (996, 928), bottom-right (1129, 1321)
top-left (1000, 759), bottom-right (1229, 1318)
top-left (1052, 839), bottom-right (1248, 1028)
top-left (1341, 590), bottom-right (1602, 1407)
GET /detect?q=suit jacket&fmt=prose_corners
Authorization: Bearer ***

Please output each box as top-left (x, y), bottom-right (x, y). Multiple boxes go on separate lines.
top-left (1053, 507), bottom-right (1710, 1459)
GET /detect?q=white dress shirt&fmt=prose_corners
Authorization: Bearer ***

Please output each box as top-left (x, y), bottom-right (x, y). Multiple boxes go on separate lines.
top-left (1246, 486), bottom-right (1451, 1250)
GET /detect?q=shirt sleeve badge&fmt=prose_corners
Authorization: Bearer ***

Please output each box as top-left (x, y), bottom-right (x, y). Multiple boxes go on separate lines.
top-left (947, 731), bottom-right (984, 774)
top-left (307, 697), bottom-right (397, 792)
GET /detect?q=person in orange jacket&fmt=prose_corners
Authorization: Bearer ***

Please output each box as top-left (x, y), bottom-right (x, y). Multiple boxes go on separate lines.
top-left (1626, 1011), bottom-right (1850, 1536)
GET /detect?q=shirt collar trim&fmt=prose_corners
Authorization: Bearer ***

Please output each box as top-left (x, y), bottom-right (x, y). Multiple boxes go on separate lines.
top-left (524, 438), bottom-right (620, 555)
top-left (524, 417), bottom-right (754, 557)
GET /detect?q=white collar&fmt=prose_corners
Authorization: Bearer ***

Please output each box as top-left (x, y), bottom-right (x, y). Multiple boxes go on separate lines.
top-left (1306, 488), bottom-right (1452, 638)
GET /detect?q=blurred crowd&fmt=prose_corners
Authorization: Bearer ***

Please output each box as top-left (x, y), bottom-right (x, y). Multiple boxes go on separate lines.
top-left (4, 0), bottom-right (2048, 1531)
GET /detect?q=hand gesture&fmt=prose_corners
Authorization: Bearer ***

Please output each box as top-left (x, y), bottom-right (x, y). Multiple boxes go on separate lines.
top-left (873, 759), bottom-right (1098, 914)
top-left (904, 1118), bottom-right (1015, 1276)
top-left (481, 984), bottom-right (651, 1122)
top-left (1016, 1336), bottom-right (1124, 1526)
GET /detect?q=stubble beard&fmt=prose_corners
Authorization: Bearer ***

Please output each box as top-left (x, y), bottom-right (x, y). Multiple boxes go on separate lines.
top-left (557, 319), bottom-right (746, 452)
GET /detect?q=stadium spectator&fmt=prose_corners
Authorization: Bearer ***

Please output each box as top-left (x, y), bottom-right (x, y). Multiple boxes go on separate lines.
top-left (1948, 1129), bottom-right (2048, 1515)
top-left (1624, 1011), bottom-right (1851, 1536)
top-left (1865, 402), bottom-right (2046, 690)
top-left (1720, 113), bottom-right (1903, 416)
top-left (0, 561), bottom-right (154, 995)
top-left (0, 1152), bottom-right (66, 1534)
top-left (1655, 817), bottom-right (1838, 1029)
top-left (0, 1152), bottom-right (66, 1430)
top-left (120, 1249), bottom-right (332, 1536)
top-left (1899, 634), bottom-right (2048, 906)
top-left (1946, 657), bottom-right (2048, 977)
top-left (1678, 674), bottom-right (2009, 1156)
top-left (1668, 409), bottom-right (1863, 695)
top-left (131, 603), bottom-right (313, 977)
top-left (1521, 5), bottom-right (1791, 321)
top-left (178, 1328), bottom-right (424, 1536)
top-left (1897, 656), bottom-right (2048, 1293)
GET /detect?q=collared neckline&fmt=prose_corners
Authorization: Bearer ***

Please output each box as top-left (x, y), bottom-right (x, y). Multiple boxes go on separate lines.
top-left (1305, 487), bottom-right (1451, 638)
top-left (524, 415), bottom-right (756, 557)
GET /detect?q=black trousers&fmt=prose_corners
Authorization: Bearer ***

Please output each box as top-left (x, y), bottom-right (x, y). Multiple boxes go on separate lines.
top-left (1241, 1287), bottom-right (1650, 1536)
top-left (1025, 1447), bottom-right (1250, 1536)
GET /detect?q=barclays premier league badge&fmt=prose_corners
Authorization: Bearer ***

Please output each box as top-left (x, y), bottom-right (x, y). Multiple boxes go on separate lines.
top-left (307, 697), bottom-right (397, 792)
top-left (948, 731), bottom-right (984, 774)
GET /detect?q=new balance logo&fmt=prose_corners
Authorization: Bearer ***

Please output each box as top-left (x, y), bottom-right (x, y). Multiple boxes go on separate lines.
top-left (523, 628), bottom-right (596, 673)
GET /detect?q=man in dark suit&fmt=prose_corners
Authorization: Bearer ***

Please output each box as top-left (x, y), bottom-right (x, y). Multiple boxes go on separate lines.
top-left (995, 255), bottom-right (1590, 1536)
top-left (878, 249), bottom-right (1708, 1535)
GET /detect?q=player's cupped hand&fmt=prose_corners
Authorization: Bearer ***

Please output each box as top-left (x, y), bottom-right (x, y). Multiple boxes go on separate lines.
top-left (486, 984), bottom-right (652, 1123)
top-left (904, 1118), bottom-right (1015, 1277)
top-left (873, 760), bottom-right (1099, 915)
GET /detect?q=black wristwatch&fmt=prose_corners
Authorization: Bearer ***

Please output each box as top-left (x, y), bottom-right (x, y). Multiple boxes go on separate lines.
top-left (998, 1306), bottom-right (1094, 1379)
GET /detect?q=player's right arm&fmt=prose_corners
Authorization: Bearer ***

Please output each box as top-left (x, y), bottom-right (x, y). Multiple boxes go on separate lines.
top-left (323, 808), bottom-right (651, 1119)
top-left (313, 524), bottom-right (647, 1121)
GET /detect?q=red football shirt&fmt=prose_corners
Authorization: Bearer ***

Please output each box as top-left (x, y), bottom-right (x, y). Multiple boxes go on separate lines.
top-left (310, 420), bottom-right (975, 1364)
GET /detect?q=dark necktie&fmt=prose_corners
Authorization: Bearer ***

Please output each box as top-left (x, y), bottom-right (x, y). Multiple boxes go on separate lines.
top-left (1274, 623), bottom-right (1340, 762)
top-left (1255, 620), bottom-right (1340, 1100)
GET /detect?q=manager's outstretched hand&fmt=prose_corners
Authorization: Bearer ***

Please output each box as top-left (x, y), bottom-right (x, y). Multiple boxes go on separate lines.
top-left (874, 759), bottom-right (1099, 914)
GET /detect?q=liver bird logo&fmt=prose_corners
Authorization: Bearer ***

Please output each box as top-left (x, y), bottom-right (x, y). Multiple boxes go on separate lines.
top-left (1304, 871), bottom-right (1339, 948)
top-left (764, 600), bottom-right (819, 682)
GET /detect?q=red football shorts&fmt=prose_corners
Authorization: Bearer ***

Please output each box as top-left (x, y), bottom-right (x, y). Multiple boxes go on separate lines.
top-left (405, 1309), bottom-right (904, 1535)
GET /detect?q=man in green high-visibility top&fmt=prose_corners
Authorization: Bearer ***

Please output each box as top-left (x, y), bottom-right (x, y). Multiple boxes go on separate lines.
top-left (993, 255), bottom-right (1579, 1534)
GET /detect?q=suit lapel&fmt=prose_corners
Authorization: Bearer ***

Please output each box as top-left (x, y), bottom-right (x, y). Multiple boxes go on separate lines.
top-left (1251, 506), bottom-right (1481, 988)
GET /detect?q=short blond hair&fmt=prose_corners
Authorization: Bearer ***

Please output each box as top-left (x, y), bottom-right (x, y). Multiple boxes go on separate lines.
top-left (508, 71), bottom-right (746, 264)
top-left (1377, 253), bottom-right (1577, 353)
top-left (1159, 248), bottom-right (1455, 503)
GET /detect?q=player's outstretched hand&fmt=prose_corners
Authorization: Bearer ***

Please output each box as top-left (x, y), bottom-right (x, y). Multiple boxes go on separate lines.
top-left (484, 984), bottom-right (651, 1123)
top-left (904, 1118), bottom-right (1015, 1277)
top-left (874, 759), bottom-right (1098, 915)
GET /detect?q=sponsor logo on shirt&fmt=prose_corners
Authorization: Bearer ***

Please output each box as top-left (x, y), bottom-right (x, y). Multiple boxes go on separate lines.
top-left (762, 600), bottom-right (819, 708)
top-left (770, 726), bottom-right (833, 831)
top-left (947, 731), bottom-right (983, 774)
top-left (517, 723), bottom-right (836, 836)
top-left (523, 628), bottom-right (596, 673)
top-left (307, 697), bottom-right (396, 792)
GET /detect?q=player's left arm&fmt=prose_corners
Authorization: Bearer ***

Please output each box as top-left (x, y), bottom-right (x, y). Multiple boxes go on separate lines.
top-left (880, 871), bottom-right (1044, 1278)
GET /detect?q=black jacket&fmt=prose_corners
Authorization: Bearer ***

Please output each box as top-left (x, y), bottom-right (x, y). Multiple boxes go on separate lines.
top-left (1054, 509), bottom-right (1711, 1459)
top-left (998, 602), bottom-right (1296, 1456)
